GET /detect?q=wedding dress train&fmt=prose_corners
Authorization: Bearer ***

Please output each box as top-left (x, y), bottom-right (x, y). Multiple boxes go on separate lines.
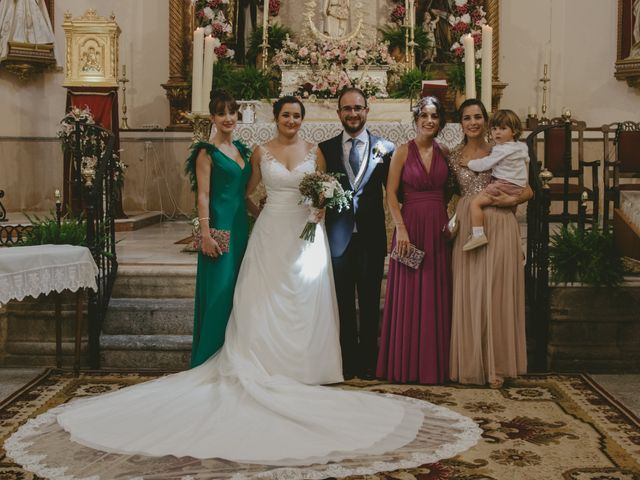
top-left (5, 148), bottom-right (481, 479)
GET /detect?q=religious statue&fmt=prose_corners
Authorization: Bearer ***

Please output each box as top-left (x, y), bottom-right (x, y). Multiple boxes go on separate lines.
top-left (422, 12), bottom-right (437, 63)
top-left (0, 0), bottom-right (57, 63)
top-left (631, 0), bottom-right (640, 58)
top-left (323, 0), bottom-right (350, 38)
top-left (425, 0), bottom-right (453, 63)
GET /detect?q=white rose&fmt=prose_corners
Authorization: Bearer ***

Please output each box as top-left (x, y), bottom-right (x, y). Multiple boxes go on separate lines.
top-left (321, 181), bottom-right (335, 198)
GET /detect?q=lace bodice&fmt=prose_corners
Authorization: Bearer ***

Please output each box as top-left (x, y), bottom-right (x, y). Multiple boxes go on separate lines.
top-left (260, 147), bottom-right (317, 207)
top-left (448, 145), bottom-right (493, 197)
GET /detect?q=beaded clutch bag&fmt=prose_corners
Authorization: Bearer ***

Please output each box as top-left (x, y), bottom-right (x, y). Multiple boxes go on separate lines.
top-left (193, 229), bottom-right (231, 253)
top-left (390, 243), bottom-right (425, 270)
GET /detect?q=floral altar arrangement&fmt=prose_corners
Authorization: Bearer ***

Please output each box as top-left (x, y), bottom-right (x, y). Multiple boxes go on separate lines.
top-left (448, 0), bottom-right (487, 60)
top-left (57, 107), bottom-right (127, 188)
top-left (272, 36), bottom-right (396, 99)
top-left (192, 0), bottom-right (235, 60)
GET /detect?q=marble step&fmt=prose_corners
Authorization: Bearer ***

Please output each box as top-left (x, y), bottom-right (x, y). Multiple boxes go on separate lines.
top-left (104, 298), bottom-right (194, 335)
top-left (100, 334), bottom-right (191, 370)
top-left (2, 340), bottom-right (91, 368)
top-left (112, 264), bottom-right (197, 299)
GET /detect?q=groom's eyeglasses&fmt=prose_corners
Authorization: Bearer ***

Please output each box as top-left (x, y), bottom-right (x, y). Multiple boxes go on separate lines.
top-left (339, 105), bottom-right (367, 113)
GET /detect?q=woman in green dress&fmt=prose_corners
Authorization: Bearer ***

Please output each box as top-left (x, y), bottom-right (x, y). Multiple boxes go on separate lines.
top-left (185, 91), bottom-right (252, 367)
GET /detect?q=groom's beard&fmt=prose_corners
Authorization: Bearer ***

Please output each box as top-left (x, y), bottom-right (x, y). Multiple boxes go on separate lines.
top-left (341, 117), bottom-right (366, 135)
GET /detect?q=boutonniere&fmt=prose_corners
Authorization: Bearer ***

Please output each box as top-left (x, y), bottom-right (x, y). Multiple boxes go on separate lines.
top-left (372, 142), bottom-right (388, 158)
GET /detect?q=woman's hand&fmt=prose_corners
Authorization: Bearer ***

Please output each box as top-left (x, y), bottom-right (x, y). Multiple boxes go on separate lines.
top-left (487, 189), bottom-right (518, 208)
top-left (201, 235), bottom-right (222, 258)
top-left (395, 224), bottom-right (411, 257)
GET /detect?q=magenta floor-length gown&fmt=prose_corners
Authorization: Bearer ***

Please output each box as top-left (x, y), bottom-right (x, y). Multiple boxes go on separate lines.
top-left (377, 140), bottom-right (452, 384)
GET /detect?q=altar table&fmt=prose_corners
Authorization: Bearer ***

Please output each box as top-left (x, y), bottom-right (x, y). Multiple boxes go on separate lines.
top-left (0, 245), bottom-right (98, 374)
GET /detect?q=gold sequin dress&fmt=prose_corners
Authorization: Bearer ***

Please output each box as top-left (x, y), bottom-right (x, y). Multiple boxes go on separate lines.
top-left (448, 145), bottom-right (527, 385)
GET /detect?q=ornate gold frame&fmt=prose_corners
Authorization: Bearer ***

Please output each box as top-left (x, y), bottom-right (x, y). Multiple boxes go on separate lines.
top-left (615, 0), bottom-right (640, 87)
top-left (162, 0), bottom-right (504, 128)
top-left (62, 9), bottom-right (121, 87)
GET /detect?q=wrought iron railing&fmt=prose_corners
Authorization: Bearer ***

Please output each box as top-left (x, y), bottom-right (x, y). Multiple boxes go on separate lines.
top-left (0, 122), bottom-right (118, 369)
top-left (71, 121), bottom-right (119, 369)
top-left (0, 190), bottom-right (7, 222)
top-left (525, 126), bottom-right (553, 372)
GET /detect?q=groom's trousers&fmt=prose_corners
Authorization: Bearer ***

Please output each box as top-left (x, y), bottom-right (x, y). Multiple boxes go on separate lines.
top-left (331, 233), bottom-right (385, 375)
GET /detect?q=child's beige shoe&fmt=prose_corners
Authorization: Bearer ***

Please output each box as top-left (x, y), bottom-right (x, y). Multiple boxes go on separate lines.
top-left (462, 234), bottom-right (488, 251)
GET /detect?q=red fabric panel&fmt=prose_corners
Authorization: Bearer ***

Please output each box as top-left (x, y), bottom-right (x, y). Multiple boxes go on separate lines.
top-left (617, 130), bottom-right (640, 173)
top-left (66, 87), bottom-right (118, 133)
top-left (544, 127), bottom-right (567, 174)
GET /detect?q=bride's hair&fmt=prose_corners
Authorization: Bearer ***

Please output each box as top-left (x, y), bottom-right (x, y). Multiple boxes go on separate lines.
top-left (273, 96), bottom-right (306, 119)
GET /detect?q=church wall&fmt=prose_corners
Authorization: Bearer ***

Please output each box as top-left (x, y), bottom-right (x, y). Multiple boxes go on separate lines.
top-left (1, 0), bottom-right (639, 213)
top-left (501, 0), bottom-right (640, 125)
top-left (0, 0), bottom-right (169, 138)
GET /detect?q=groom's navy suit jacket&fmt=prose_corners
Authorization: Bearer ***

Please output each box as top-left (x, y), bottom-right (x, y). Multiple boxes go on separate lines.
top-left (320, 131), bottom-right (395, 258)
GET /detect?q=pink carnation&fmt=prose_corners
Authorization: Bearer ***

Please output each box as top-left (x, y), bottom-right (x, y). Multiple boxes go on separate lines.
top-left (214, 44), bottom-right (228, 57)
top-left (391, 5), bottom-right (406, 23)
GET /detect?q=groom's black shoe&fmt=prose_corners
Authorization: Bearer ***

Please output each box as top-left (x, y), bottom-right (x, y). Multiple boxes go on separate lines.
top-left (343, 371), bottom-right (356, 381)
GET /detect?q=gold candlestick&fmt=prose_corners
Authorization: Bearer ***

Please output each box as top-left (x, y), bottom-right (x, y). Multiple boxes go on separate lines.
top-left (539, 63), bottom-right (550, 124)
top-left (260, 0), bottom-right (269, 70)
top-left (118, 65), bottom-right (131, 130)
top-left (408, 1), bottom-right (416, 70)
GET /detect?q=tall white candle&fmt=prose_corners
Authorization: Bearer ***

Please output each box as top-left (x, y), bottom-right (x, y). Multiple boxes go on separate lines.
top-left (201, 35), bottom-right (215, 113)
top-left (408, 0), bottom-right (414, 26)
top-left (191, 27), bottom-right (204, 113)
top-left (481, 25), bottom-right (493, 112)
top-left (405, 0), bottom-right (409, 22)
top-left (462, 34), bottom-right (476, 100)
top-left (263, 0), bottom-right (269, 32)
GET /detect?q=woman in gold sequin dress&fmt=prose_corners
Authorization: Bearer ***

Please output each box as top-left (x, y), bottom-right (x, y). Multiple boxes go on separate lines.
top-left (448, 99), bottom-right (532, 387)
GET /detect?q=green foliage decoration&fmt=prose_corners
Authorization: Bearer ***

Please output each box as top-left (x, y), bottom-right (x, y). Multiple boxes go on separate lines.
top-left (549, 224), bottom-right (625, 287)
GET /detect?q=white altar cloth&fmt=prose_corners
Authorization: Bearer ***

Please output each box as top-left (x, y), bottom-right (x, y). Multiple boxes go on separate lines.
top-left (0, 244), bottom-right (98, 305)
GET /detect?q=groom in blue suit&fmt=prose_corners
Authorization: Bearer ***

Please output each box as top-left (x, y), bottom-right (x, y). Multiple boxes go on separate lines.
top-left (319, 87), bottom-right (395, 380)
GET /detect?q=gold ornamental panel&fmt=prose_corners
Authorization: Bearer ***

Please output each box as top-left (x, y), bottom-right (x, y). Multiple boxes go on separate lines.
top-left (62, 9), bottom-right (121, 87)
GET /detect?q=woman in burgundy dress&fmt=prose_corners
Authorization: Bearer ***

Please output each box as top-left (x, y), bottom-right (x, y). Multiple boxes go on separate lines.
top-left (376, 96), bottom-right (451, 384)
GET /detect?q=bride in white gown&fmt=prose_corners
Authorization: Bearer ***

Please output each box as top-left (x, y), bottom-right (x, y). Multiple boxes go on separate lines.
top-left (5, 97), bottom-right (481, 479)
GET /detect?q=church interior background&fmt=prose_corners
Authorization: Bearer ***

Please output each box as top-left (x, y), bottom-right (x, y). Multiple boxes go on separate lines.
top-left (0, 0), bottom-right (640, 477)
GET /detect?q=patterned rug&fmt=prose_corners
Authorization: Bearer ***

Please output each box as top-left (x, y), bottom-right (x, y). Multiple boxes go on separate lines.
top-left (0, 370), bottom-right (638, 479)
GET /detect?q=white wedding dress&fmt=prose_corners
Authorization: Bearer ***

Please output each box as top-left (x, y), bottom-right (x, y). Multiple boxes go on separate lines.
top-left (5, 148), bottom-right (481, 479)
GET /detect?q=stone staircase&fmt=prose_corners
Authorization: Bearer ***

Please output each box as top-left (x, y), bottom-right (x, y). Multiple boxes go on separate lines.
top-left (100, 264), bottom-right (197, 370)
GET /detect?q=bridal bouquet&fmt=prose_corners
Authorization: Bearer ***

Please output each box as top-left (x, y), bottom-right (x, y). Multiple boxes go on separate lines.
top-left (299, 172), bottom-right (352, 242)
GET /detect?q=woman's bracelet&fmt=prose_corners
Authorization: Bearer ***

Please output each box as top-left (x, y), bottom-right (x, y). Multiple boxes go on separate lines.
top-left (198, 217), bottom-right (210, 221)
top-left (394, 222), bottom-right (405, 227)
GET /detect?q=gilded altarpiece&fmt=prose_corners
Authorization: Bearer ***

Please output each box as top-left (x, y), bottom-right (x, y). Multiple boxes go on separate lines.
top-left (162, 0), bottom-right (504, 129)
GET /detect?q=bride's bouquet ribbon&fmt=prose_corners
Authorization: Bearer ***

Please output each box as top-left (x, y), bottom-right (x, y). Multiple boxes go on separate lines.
top-left (299, 172), bottom-right (353, 242)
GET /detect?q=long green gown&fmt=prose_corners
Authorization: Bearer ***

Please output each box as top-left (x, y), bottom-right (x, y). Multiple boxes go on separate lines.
top-left (185, 140), bottom-right (252, 367)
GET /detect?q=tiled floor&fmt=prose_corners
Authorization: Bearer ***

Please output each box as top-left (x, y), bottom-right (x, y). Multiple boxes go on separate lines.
top-left (115, 219), bottom-right (195, 266)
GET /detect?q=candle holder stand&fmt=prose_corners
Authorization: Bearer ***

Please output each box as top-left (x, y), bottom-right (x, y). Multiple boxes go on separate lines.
top-left (539, 64), bottom-right (551, 124)
top-left (118, 65), bottom-right (131, 130)
top-left (183, 112), bottom-right (212, 143)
